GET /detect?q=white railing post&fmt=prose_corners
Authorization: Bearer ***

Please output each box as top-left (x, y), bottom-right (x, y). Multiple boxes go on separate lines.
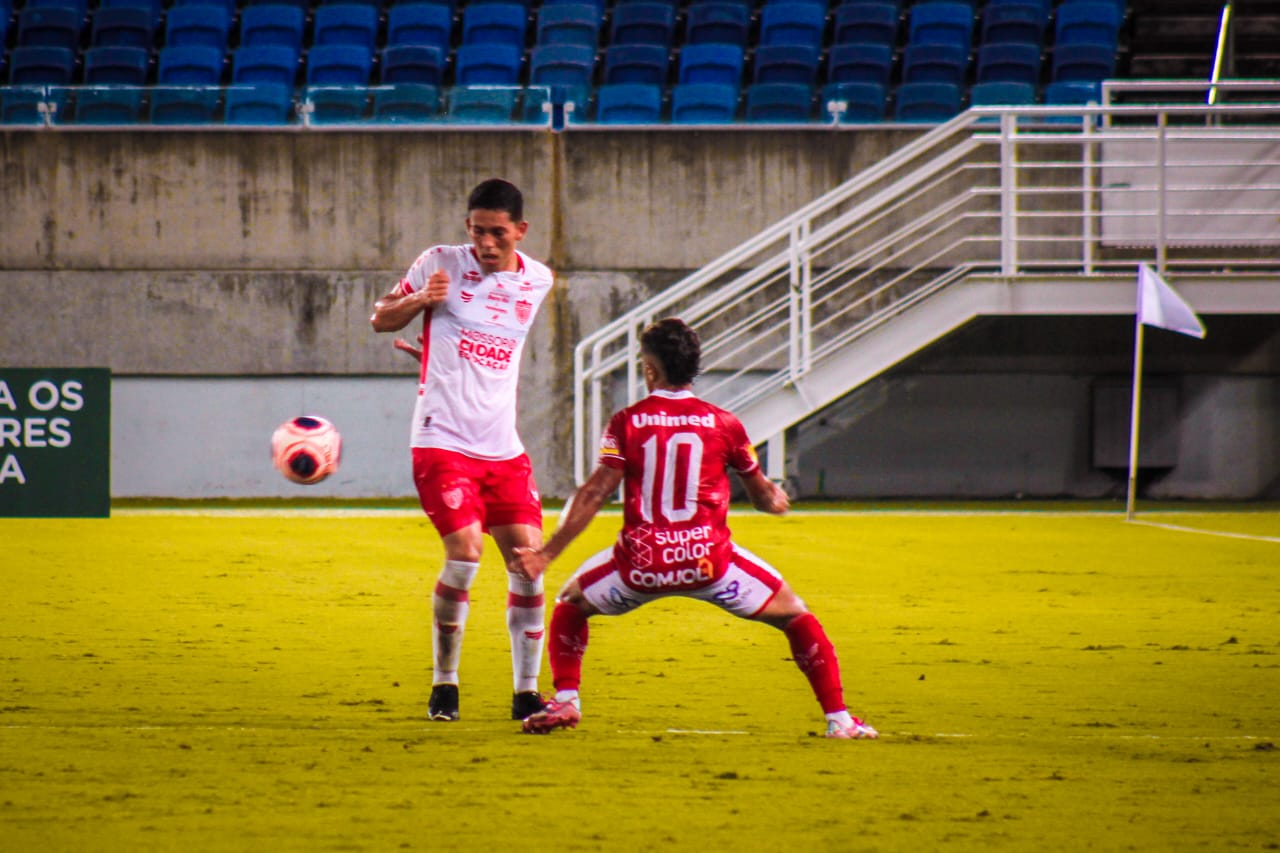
top-left (1157, 112), bottom-right (1168, 272)
top-left (999, 110), bottom-right (1018, 275)
top-left (1083, 109), bottom-right (1097, 275)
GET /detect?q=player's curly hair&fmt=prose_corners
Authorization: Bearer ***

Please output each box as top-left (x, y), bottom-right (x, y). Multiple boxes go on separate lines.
top-left (468, 179), bottom-right (523, 222)
top-left (641, 318), bottom-right (702, 387)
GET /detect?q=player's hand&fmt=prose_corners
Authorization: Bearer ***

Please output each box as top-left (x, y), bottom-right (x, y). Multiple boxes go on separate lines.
top-left (422, 270), bottom-right (449, 306)
top-left (509, 546), bottom-right (548, 582)
top-left (393, 334), bottom-right (424, 362)
top-left (763, 482), bottom-right (791, 515)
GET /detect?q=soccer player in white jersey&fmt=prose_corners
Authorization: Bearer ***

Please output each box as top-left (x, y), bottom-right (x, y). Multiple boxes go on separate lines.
top-left (511, 318), bottom-right (878, 739)
top-left (370, 179), bottom-right (553, 723)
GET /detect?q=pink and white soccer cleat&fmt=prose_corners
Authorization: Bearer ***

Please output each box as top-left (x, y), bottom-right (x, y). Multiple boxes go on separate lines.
top-left (825, 717), bottom-right (879, 739)
top-left (521, 698), bottom-right (582, 734)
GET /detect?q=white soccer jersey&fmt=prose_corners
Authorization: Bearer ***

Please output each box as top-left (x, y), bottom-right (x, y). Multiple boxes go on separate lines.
top-left (395, 244), bottom-right (554, 460)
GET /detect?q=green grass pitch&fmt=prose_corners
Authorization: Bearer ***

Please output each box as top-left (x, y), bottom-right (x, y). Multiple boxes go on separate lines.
top-left (1, 507), bottom-right (1277, 851)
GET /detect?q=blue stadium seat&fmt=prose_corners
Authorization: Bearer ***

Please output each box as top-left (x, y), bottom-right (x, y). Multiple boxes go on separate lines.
top-left (832, 2), bottom-right (899, 47)
top-left (902, 42), bottom-right (969, 85)
top-left (225, 83), bottom-right (294, 123)
top-left (684, 2), bottom-right (750, 47)
top-left (372, 83), bottom-right (442, 122)
top-left (758, 2), bottom-right (827, 51)
top-left (594, 81), bottom-right (663, 123)
top-left (461, 3), bottom-right (528, 48)
top-left (168, 0), bottom-right (235, 12)
top-left (239, 5), bottom-right (306, 51)
top-left (386, 4), bottom-right (453, 50)
top-left (536, 3), bottom-right (600, 48)
top-left (980, 2), bottom-right (1047, 46)
top-left (24, 0), bottom-right (88, 14)
top-left (542, 0), bottom-right (603, 13)
top-left (744, 81), bottom-right (813, 122)
top-left (90, 6), bottom-right (159, 49)
top-left (609, 2), bottom-right (676, 48)
top-left (232, 45), bottom-right (300, 87)
top-left (7, 46), bottom-right (76, 85)
top-left (986, 0), bottom-right (1049, 13)
top-left (677, 43), bottom-right (745, 87)
top-left (2, 86), bottom-right (64, 124)
top-left (522, 83), bottom-right (588, 124)
top-left (380, 44), bottom-right (446, 86)
top-left (907, 1), bottom-right (974, 50)
top-left (826, 41), bottom-right (893, 87)
top-left (752, 44), bottom-right (820, 86)
top-left (149, 86), bottom-right (220, 123)
top-left (447, 86), bottom-right (519, 122)
top-left (313, 5), bottom-right (380, 52)
top-left (976, 42), bottom-right (1041, 87)
top-left (454, 43), bottom-right (522, 84)
top-left (304, 86), bottom-right (369, 123)
top-left (73, 86), bottom-right (144, 123)
top-left (1054, 2), bottom-right (1122, 47)
top-left (670, 81), bottom-right (738, 123)
top-left (307, 44), bottom-right (374, 85)
top-left (969, 79), bottom-right (1035, 107)
top-left (157, 45), bottom-right (224, 85)
top-left (1051, 42), bottom-right (1116, 82)
top-left (529, 43), bottom-right (596, 89)
top-left (894, 80), bottom-right (962, 122)
top-left (17, 7), bottom-right (83, 50)
top-left (163, 5), bottom-right (232, 51)
top-left (98, 0), bottom-right (161, 12)
top-left (242, 0), bottom-right (309, 9)
top-left (83, 45), bottom-right (149, 85)
top-left (1043, 78), bottom-right (1101, 124)
top-left (821, 80), bottom-right (887, 122)
top-left (602, 44), bottom-right (669, 85)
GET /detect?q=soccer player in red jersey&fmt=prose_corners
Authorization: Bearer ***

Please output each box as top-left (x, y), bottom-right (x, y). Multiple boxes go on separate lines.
top-left (510, 318), bottom-right (878, 739)
top-left (371, 179), bottom-right (552, 724)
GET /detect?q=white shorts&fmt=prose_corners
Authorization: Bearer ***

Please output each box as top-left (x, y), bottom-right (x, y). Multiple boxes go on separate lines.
top-left (571, 543), bottom-right (784, 619)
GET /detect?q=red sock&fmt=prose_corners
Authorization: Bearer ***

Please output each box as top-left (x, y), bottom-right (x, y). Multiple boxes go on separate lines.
top-left (785, 612), bottom-right (845, 714)
top-left (548, 601), bottom-right (589, 693)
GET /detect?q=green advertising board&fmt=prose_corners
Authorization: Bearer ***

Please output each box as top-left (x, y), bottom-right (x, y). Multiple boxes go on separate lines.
top-left (0, 368), bottom-right (111, 518)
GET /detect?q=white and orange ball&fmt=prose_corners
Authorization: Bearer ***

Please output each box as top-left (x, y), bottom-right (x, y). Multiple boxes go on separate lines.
top-left (271, 416), bottom-right (342, 485)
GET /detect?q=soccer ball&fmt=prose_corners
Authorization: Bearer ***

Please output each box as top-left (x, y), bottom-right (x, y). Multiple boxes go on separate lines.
top-left (271, 416), bottom-right (342, 485)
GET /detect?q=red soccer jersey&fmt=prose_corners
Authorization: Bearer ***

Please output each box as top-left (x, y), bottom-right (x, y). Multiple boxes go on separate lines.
top-left (598, 389), bottom-right (760, 592)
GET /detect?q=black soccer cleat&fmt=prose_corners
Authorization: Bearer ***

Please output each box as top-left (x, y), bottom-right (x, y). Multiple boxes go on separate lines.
top-left (428, 683), bottom-right (459, 721)
top-left (511, 690), bottom-right (546, 721)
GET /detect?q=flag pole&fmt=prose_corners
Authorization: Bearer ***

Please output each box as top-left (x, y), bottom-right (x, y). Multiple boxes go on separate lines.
top-left (1125, 312), bottom-right (1146, 521)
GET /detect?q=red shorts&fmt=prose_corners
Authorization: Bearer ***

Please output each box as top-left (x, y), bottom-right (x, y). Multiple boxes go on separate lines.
top-left (412, 447), bottom-right (543, 537)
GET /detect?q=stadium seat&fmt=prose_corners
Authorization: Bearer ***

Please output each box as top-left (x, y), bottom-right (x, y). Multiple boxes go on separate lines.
top-left (826, 41), bottom-right (894, 87)
top-left (821, 80), bottom-right (887, 122)
top-left (163, 5), bottom-right (232, 51)
top-left (609, 2), bottom-right (676, 48)
top-left (536, 3), bottom-right (600, 48)
top-left (380, 44), bottom-right (446, 86)
top-left (980, 2), bottom-right (1047, 46)
top-left (24, 0), bottom-right (88, 14)
top-left (312, 5), bottom-right (380, 52)
top-left (461, 3), bottom-right (528, 49)
top-left (372, 82), bottom-right (442, 122)
top-left (968, 79), bottom-right (1035, 107)
top-left (522, 83), bottom-right (588, 124)
top-left (157, 45), bottom-right (225, 85)
top-left (149, 86), bottom-right (221, 122)
top-left (1043, 78), bottom-right (1101, 124)
top-left (975, 42), bottom-right (1041, 87)
top-left (232, 45), bottom-right (300, 87)
top-left (543, 0), bottom-right (602, 13)
top-left (832, 2), bottom-right (899, 47)
top-left (671, 81), bottom-right (738, 123)
top-left (168, 0), bottom-right (234, 12)
top-left (306, 44), bottom-right (374, 85)
top-left (454, 43), bottom-right (522, 85)
top-left (594, 81), bottom-right (663, 123)
top-left (303, 85), bottom-right (370, 123)
top-left (386, 4), bottom-right (453, 50)
top-left (90, 6), bottom-right (159, 49)
top-left (602, 44), bottom-right (669, 86)
top-left (684, 2), bottom-right (750, 48)
top-left (758, 2), bottom-right (828, 51)
top-left (1051, 42), bottom-right (1116, 83)
top-left (83, 45), bottom-right (149, 85)
top-left (907, 1), bottom-right (974, 50)
top-left (986, 0), bottom-right (1049, 13)
top-left (1054, 2), bottom-right (1122, 47)
top-left (7, 45), bottom-right (76, 85)
top-left (16, 7), bottom-right (83, 51)
top-left (447, 85), bottom-right (519, 122)
top-left (239, 5), bottom-right (306, 51)
top-left (2, 85), bottom-right (63, 124)
top-left (224, 82), bottom-right (294, 123)
top-left (242, 0), bottom-right (309, 9)
top-left (901, 42), bottom-right (969, 85)
top-left (528, 43), bottom-right (596, 89)
top-left (744, 81), bottom-right (813, 123)
top-left (893, 80), bottom-right (962, 122)
top-left (72, 86), bottom-right (144, 123)
top-left (97, 0), bottom-right (162, 16)
top-left (677, 43), bottom-right (745, 87)
top-left (752, 44), bottom-right (820, 86)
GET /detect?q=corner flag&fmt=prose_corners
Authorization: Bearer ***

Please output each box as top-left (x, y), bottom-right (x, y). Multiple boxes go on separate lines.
top-left (1137, 263), bottom-right (1205, 339)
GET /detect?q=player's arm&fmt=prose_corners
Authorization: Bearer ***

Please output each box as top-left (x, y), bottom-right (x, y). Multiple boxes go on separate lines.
top-left (740, 467), bottom-right (790, 516)
top-left (369, 271), bottom-right (449, 333)
top-left (510, 464), bottom-right (624, 581)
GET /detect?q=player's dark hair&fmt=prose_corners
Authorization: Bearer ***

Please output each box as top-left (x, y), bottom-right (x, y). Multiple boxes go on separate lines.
top-left (468, 179), bottom-right (524, 222)
top-left (641, 318), bottom-right (702, 387)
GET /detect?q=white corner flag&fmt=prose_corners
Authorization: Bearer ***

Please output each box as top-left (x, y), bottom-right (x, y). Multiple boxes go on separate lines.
top-left (1137, 263), bottom-right (1205, 339)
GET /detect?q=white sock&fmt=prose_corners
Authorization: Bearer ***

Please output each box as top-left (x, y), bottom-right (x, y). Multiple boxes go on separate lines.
top-left (554, 689), bottom-right (580, 708)
top-left (506, 571), bottom-right (545, 694)
top-left (825, 709), bottom-right (854, 727)
top-left (432, 560), bottom-right (478, 685)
